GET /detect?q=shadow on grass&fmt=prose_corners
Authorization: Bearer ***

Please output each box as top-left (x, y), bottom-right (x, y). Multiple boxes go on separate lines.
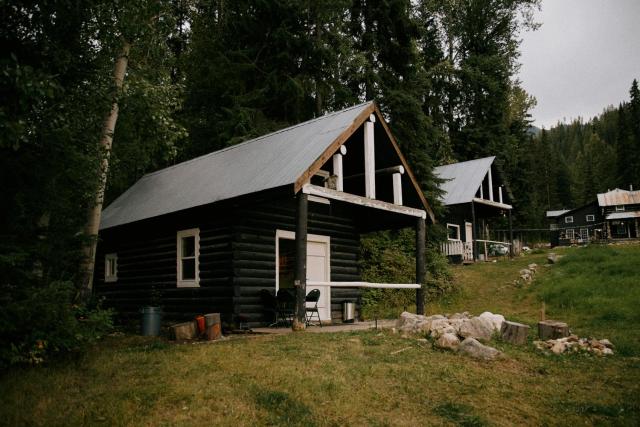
top-left (434, 402), bottom-right (488, 426)
top-left (254, 388), bottom-right (317, 426)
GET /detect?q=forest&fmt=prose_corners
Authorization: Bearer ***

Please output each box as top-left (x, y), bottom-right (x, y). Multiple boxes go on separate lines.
top-left (1, 0), bottom-right (638, 366)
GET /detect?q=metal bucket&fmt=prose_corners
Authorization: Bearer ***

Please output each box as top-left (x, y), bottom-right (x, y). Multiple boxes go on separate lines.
top-left (342, 302), bottom-right (355, 323)
top-left (141, 306), bottom-right (162, 336)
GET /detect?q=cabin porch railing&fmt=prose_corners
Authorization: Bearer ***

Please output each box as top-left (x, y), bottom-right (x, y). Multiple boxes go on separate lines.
top-left (307, 281), bottom-right (420, 289)
top-left (440, 240), bottom-right (473, 261)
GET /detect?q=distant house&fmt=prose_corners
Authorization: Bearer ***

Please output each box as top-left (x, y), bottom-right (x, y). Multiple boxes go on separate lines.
top-left (547, 187), bottom-right (640, 246)
top-left (94, 101), bottom-right (434, 327)
top-left (548, 202), bottom-right (602, 247)
top-left (434, 156), bottom-right (513, 262)
top-left (598, 188), bottom-right (640, 239)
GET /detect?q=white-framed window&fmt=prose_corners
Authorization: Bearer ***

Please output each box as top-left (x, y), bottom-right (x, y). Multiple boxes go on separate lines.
top-left (615, 205), bottom-right (625, 212)
top-left (565, 216), bottom-right (574, 224)
top-left (565, 228), bottom-right (575, 240)
top-left (550, 223), bottom-right (558, 230)
top-left (177, 228), bottom-right (200, 288)
top-left (447, 223), bottom-right (461, 241)
top-left (104, 253), bottom-right (118, 282)
top-left (586, 214), bottom-right (595, 222)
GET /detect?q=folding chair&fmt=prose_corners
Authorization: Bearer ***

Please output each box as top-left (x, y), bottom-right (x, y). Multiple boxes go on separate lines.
top-left (305, 289), bottom-right (322, 327)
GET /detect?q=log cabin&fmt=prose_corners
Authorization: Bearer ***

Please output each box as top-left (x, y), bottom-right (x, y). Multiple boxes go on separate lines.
top-left (94, 101), bottom-right (434, 327)
top-left (434, 157), bottom-right (514, 262)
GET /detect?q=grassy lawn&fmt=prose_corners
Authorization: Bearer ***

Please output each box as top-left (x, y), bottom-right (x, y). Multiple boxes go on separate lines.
top-left (1, 245), bottom-right (639, 426)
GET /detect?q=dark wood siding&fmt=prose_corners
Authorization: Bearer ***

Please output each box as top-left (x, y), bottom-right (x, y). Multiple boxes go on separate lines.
top-left (95, 194), bottom-right (362, 326)
top-left (95, 207), bottom-right (234, 322)
top-left (232, 197), bottom-right (361, 325)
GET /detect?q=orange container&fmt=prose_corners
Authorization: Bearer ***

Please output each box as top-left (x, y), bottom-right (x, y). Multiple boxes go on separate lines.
top-left (195, 315), bottom-right (205, 334)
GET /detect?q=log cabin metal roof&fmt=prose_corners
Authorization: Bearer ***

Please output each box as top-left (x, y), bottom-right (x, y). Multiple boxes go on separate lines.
top-left (433, 156), bottom-right (496, 206)
top-left (100, 102), bottom-right (374, 230)
top-left (597, 188), bottom-right (640, 207)
top-left (605, 211), bottom-right (640, 220)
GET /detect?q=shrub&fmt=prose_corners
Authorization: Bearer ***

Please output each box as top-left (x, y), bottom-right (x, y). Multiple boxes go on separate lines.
top-left (0, 281), bottom-right (114, 369)
top-left (359, 228), bottom-right (456, 318)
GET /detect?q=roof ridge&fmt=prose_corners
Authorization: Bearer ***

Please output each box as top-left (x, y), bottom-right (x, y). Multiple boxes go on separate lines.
top-left (143, 101), bottom-right (373, 178)
top-left (434, 156), bottom-right (495, 170)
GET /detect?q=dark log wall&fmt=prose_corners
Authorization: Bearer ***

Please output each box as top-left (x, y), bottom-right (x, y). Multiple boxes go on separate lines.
top-left (94, 206), bottom-right (235, 322)
top-left (95, 194), bottom-right (362, 326)
top-left (232, 197), bottom-right (361, 325)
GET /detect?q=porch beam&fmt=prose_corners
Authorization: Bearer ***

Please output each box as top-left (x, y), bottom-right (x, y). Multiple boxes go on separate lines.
top-left (293, 192), bottom-right (308, 331)
top-left (333, 153), bottom-right (344, 191)
top-left (307, 281), bottom-right (420, 289)
top-left (488, 167), bottom-right (494, 201)
top-left (343, 165), bottom-right (405, 180)
top-left (472, 197), bottom-right (512, 210)
top-left (392, 173), bottom-right (403, 205)
top-left (364, 119), bottom-right (376, 199)
top-left (416, 217), bottom-right (426, 315)
top-left (301, 184), bottom-right (426, 218)
top-left (508, 209), bottom-right (514, 258)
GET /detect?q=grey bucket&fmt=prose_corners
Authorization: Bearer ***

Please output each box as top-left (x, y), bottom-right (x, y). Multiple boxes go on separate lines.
top-left (141, 306), bottom-right (162, 336)
top-left (342, 302), bottom-right (355, 323)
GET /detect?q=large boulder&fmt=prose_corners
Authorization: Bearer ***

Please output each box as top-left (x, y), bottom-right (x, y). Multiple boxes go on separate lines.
top-left (397, 312), bottom-right (446, 334)
top-left (458, 337), bottom-right (503, 360)
top-left (436, 333), bottom-right (460, 350)
top-left (459, 316), bottom-right (496, 342)
top-left (547, 253), bottom-right (563, 264)
top-left (479, 311), bottom-right (505, 332)
top-left (428, 319), bottom-right (456, 338)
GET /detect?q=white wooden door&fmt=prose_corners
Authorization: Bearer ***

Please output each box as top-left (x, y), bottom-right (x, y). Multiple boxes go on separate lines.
top-left (306, 241), bottom-right (331, 321)
top-left (464, 222), bottom-right (474, 261)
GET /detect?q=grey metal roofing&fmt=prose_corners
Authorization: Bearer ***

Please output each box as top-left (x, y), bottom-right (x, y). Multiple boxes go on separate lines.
top-left (100, 102), bottom-right (374, 230)
top-left (546, 209), bottom-right (570, 218)
top-left (606, 211), bottom-right (640, 220)
top-left (434, 156), bottom-right (495, 206)
top-left (597, 188), bottom-right (640, 206)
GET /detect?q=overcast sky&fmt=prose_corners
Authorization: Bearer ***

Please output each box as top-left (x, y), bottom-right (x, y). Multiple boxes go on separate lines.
top-left (518, 0), bottom-right (640, 129)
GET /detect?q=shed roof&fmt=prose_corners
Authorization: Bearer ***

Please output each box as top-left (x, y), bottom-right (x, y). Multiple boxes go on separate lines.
top-left (546, 210), bottom-right (570, 218)
top-left (433, 156), bottom-right (495, 206)
top-left (100, 101), bottom-right (432, 230)
top-left (597, 188), bottom-right (640, 206)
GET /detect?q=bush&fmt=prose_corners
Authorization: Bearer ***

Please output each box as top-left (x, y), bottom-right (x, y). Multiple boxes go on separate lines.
top-left (0, 281), bottom-right (114, 369)
top-left (359, 228), bottom-right (456, 318)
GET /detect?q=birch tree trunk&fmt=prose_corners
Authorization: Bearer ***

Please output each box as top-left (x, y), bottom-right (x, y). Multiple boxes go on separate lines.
top-left (79, 40), bottom-right (131, 301)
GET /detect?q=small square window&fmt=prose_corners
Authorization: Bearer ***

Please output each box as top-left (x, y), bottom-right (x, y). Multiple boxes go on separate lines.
top-left (586, 215), bottom-right (595, 222)
top-left (105, 253), bottom-right (118, 283)
top-left (550, 223), bottom-right (558, 230)
top-left (565, 216), bottom-right (574, 224)
top-left (447, 223), bottom-right (461, 241)
top-left (615, 205), bottom-right (625, 212)
top-left (565, 229), bottom-right (575, 240)
top-left (177, 228), bottom-right (199, 288)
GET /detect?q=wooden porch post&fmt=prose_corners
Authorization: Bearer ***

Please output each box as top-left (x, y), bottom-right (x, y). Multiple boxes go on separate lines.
top-left (508, 209), bottom-right (514, 258)
top-left (471, 201), bottom-right (477, 261)
top-left (416, 217), bottom-right (426, 315)
top-left (293, 192), bottom-right (308, 331)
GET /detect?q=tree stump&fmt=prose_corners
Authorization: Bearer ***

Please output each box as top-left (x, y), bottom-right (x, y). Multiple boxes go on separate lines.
top-left (170, 321), bottom-right (197, 341)
top-left (538, 320), bottom-right (570, 340)
top-left (500, 321), bottom-right (530, 345)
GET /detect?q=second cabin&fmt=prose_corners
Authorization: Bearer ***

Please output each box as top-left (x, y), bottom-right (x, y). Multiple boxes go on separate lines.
top-left (94, 101), bottom-right (434, 327)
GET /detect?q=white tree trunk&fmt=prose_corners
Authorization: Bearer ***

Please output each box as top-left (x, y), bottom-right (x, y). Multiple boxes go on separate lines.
top-left (79, 40), bottom-right (131, 301)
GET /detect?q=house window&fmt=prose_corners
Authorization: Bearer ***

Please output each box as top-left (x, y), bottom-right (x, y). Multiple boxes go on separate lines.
top-left (565, 229), bottom-right (575, 240)
top-left (579, 228), bottom-right (589, 240)
top-left (550, 223), bottom-right (558, 230)
top-left (447, 223), bottom-right (461, 241)
top-left (105, 253), bottom-right (118, 282)
top-left (177, 228), bottom-right (200, 287)
top-left (565, 216), bottom-right (574, 224)
top-left (615, 205), bottom-right (625, 212)
top-left (586, 214), bottom-right (595, 222)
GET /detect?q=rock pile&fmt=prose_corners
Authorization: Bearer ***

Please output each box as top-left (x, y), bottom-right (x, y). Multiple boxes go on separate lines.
top-left (519, 263), bottom-right (538, 282)
top-left (396, 311), bottom-right (506, 360)
top-left (534, 335), bottom-right (614, 356)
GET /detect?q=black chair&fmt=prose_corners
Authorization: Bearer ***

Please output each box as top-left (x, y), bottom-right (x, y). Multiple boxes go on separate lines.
top-left (259, 289), bottom-right (279, 327)
top-left (276, 288), bottom-right (296, 326)
top-left (305, 289), bottom-right (322, 327)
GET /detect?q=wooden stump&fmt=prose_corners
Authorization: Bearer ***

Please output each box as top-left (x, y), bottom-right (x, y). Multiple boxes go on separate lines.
top-left (501, 321), bottom-right (530, 345)
top-left (170, 321), bottom-right (197, 341)
top-left (538, 320), bottom-right (569, 340)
